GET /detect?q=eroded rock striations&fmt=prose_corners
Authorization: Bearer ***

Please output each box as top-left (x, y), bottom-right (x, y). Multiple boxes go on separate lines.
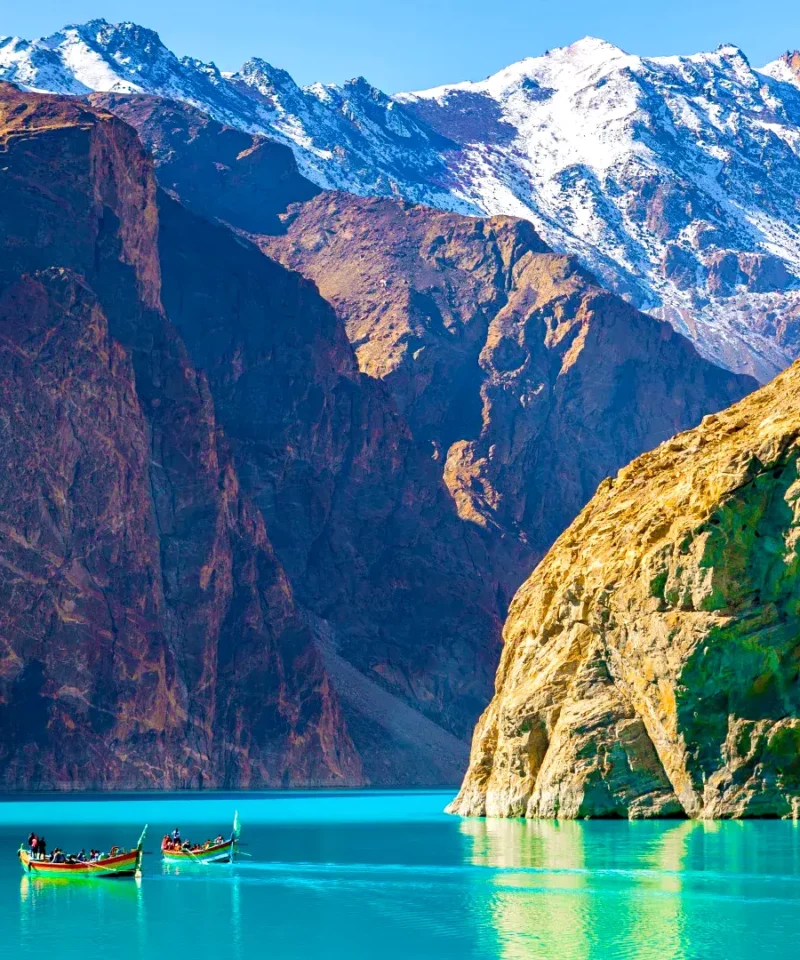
top-left (0, 88), bottom-right (359, 788)
top-left (450, 361), bottom-right (800, 819)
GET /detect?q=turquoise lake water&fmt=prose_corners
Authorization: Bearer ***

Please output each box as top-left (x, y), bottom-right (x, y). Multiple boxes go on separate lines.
top-left (1, 791), bottom-right (799, 959)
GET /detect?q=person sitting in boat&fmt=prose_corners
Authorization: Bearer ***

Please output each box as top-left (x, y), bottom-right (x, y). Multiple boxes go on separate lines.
top-left (77, 849), bottom-right (87, 862)
top-left (109, 846), bottom-right (121, 858)
top-left (51, 849), bottom-right (65, 864)
top-left (214, 834), bottom-right (224, 844)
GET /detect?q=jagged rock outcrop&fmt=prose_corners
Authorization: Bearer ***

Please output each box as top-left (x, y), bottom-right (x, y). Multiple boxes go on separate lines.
top-left (0, 83), bottom-right (498, 787)
top-left (450, 360), bottom-right (800, 819)
top-left (260, 193), bottom-right (756, 565)
top-left (773, 50), bottom-right (800, 82)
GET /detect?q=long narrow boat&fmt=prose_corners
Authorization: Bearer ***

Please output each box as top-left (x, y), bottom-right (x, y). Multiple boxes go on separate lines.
top-left (161, 812), bottom-right (240, 865)
top-left (18, 826), bottom-right (147, 879)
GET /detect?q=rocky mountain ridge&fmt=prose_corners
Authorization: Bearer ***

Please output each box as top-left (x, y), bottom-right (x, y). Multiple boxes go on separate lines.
top-left (92, 92), bottom-right (755, 574)
top-left (258, 192), bottom-right (755, 565)
top-left (4, 22), bottom-right (800, 379)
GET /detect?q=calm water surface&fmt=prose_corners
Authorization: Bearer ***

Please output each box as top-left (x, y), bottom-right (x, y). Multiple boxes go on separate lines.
top-left (1, 790), bottom-right (799, 959)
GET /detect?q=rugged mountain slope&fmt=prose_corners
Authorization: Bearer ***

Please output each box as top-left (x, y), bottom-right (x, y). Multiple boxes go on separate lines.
top-left (259, 193), bottom-right (755, 563)
top-left (399, 40), bottom-right (800, 381)
top-left (154, 193), bottom-right (505, 748)
top-left (83, 93), bottom-right (755, 580)
top-left (0, 87), bottom-right (358, 788)
top-left (0, 83), bottom-right (502, 787)
top-left (4, 22), bottom-right (800, 379)
top-left (450, 361), bottom-right (800, 819)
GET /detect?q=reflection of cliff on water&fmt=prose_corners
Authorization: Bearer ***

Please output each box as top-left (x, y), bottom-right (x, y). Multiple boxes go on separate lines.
top-left (624, 820), bottom-right (698, 960)
top-left (458, 819), bottom-right (701, 960)
top-left (459, 818), bottom-right (591, 960)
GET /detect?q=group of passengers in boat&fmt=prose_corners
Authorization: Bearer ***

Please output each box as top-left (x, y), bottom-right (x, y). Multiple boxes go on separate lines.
top-left (160, 827), bottom-right (226, 853)
top-left (24, 832), bottom-right (119, 863)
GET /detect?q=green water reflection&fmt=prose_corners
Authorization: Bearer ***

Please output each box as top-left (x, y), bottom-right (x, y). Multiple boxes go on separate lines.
top-left (459, 816), bottom-right (800, 960)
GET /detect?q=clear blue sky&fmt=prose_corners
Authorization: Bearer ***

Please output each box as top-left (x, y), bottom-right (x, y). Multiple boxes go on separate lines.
top-left (3, 1), bottom-right (799, 92)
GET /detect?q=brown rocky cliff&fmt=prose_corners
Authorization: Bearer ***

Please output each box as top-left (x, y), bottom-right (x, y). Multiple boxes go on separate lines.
top-left (156, 193), bottom-right (505, 745)
top-left (0, 89), bottom-right (161, 312)
top-left (450, 360), bottom-right (800, 819)
top-left (90, 92), bottom-right (509, 748)
top-left (0, 84), bottom-right (360, 788)
top-left (0, 267), bottom-right (358, 788)
top-left (259, 194), bottom-right (756, 568)
top-left (0, 84), bottom-right (499, 786)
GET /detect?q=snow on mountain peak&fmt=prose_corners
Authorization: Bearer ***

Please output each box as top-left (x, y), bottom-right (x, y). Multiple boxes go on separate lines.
top-left (714, 42), bottom-right (748, 59)
top-left (760, 50), bottom-right (800, 88)
top-left (557, 36), bottom-right (629, 63)
top-left (3, 20), bottom-right (800, 381)
top-left (238, 58), bottom-right (298, 93)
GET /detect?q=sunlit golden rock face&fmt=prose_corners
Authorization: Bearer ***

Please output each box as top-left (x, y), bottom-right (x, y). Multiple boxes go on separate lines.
top-left (450, 361), bottom-right (800, 819)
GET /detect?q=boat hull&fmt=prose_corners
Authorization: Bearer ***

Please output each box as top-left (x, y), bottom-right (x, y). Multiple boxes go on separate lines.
top-left (161, 840), bottom-right (236, 865)
top-left (19, 848), bottom-right (141, 878)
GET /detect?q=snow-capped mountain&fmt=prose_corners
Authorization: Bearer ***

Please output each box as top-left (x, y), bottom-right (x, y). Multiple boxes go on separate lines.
top-left (3, 20), bottom-right (800, 380)
top-left (399, 40), bottom-right (800, 380)
top-left (0, 20), bottom-right (465, 210)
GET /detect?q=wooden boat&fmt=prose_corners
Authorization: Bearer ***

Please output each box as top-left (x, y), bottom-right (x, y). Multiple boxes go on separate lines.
top-left (18, 826), bottom-right (147, 879)
top-left (161, 811), bottom-right (240, 865)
